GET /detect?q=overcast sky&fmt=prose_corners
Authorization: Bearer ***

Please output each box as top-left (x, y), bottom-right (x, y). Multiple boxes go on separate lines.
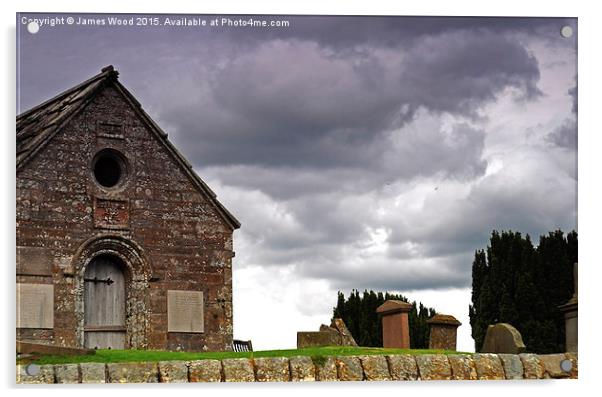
top-left (17, 14), bottom-right (577, 352)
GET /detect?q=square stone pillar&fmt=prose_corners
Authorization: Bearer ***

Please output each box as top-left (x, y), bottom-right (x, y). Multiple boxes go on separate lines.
top-left (559, 262), bottom-right (578, 352)
top-left (376, 300), bottom-right (413, 348)
top-left (426, 314), bottom-right (461, 351)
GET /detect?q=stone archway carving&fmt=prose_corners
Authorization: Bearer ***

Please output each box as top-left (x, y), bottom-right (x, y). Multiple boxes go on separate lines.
top-left (72, 235), bottom-right (151, 349)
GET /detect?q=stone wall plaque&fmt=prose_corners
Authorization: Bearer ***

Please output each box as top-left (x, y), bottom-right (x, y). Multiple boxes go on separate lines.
top-left (167, 290), bottom-right (204, 333)
top-left (17, 283), bottom-right (54, 329)
top-left (16, 246), bottom-right (53, 276)
top-left (97, 121), bottom-right (125, 139)
top-left (94, 198), bottom-right (130, 230)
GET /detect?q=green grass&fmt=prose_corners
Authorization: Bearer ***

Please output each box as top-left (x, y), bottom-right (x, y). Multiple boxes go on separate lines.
top-left (21, 346), bottom-right (471, 365)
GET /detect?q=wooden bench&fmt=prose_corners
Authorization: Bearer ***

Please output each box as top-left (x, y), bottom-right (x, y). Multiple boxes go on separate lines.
top-left (232, 339), bottom-right (253, 352)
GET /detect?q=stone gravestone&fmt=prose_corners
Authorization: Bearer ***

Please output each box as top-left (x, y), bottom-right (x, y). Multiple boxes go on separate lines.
top-left (17, 283), bottom-right (54, 329)
top-left (167, 290), bottom-right (204, 333)
top-left (297, 330), bottom-right (340, 349)
top-left (330, 318), bottom-right (358, 347)
top-left (481, 323), bottom-right (527, 354)
top-left (297, 318), bottom-right (357, 348)
top-left (376, 300), bottom-right (412, 349)
top-left (427, 314), bottom-right (461, 351)
top-left (558, 262), bottom-right (578, 352)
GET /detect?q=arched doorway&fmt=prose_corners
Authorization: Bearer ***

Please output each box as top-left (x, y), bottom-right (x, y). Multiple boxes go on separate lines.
top-left (84, 254), bottom-right (127, 349)
top-left (73, 235), bottom-right (151, 349)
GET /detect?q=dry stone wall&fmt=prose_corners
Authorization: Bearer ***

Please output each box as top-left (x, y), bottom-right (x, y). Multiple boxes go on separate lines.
top-left (16, 352), bottom-right (577, 383)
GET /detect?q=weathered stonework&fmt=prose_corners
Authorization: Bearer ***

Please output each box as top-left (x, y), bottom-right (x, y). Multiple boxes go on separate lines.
top-left (16, 67), bottom-right (239, 352)
top-left (15, 353), bottom-right (579, 383)
top-left (107, 362), bottom-right (158, 383)
top-left (188, 359), bottom-right (222, 382)
top-left (448, 354), bottom-right (477, 380)
top-left (427, 314), bottom-right (461, 351)
top-left (222, 358), bottom-right (255, 382)
top-left (386, 354), bottom-right (419, 380)
top-left (314, 356), bottom-right (338, 381)
top-left (297, 331), bottom-right (339, 348)
top-left (473, 353), bottom-right (505, 380)
top-left (55, 363), bottom-right (79, 383)
top-left (255, 357), bottom-right (290, 382)
top-left (498, 353), bottom-right (524, 380)
top-left (539, 354), bottom-right (570, 379)
top-left (80, 363), bottom-right (106, 383)
top-left (519, 353), bottom-right (546, 379)
top-left (16, 364), bottom-right (55, 384)
top-left (360, 355), bottom-right (390, 381)
top-left (565, 352), bottom-right (578, 379)
top-left (335, 356), bottom-right (364, 381)
top-left (330, 318), bottom-right (358, 347)
top-left (481, 323), bottom-right (526, 354)
top-left (289, 356), bottom-right (316, 381)
top-left (158, 360), bottom-right (188, 383)
top-left (415, 354), bottom-right (452, 380)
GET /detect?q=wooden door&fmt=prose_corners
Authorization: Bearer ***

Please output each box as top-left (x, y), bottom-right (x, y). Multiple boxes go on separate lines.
top-left (84, 255), bottom-right (126, 349)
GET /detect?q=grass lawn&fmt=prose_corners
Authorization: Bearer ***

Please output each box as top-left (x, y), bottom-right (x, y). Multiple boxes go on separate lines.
top-left (21, 346), bottom-right (471, 365)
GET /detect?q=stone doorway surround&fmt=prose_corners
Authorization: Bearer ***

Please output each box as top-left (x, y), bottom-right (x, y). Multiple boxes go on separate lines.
top-left (71, 235), bottom-right (152, 349)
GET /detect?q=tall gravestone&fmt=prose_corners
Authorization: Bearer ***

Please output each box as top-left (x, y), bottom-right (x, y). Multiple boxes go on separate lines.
top-left (559, 262), bottom-right (578, 352)
top-left (427, 314), bottom-right (461, 351)
top-left (376, 300), bottom-right (412, 349)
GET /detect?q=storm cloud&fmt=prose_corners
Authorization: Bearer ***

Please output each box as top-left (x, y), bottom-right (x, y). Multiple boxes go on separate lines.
top-left (17, 15), bottom-right (577, 340)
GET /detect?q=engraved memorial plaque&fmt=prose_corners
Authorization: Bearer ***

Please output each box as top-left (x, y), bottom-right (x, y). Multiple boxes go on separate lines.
top-left (94, 198), bottom-right (129, 229)
top-left (17, 283), bottom-right (54, 329)
top-left (167, 290), bottom-right (204, 333)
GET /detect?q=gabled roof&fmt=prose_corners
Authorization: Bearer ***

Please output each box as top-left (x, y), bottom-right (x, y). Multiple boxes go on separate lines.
top-left (16, 65), bottom-right (240, 230)
top-left (17, 66), bottom-right (114, 165)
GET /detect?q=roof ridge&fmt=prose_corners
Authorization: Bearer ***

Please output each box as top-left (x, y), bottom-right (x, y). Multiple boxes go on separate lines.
top-left (17, 65), bottom-right (118, 120)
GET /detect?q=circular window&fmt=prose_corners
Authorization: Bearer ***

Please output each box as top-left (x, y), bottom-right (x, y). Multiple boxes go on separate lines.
top-left (92, 149), bottom-right (128, 189)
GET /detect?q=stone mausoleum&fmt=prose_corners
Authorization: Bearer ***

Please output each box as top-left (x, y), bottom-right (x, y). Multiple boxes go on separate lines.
top-left (16, 66), bottom-right (240, 352)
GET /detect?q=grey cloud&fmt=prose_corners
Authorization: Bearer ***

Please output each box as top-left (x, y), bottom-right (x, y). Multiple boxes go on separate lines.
top-left (296, 251), bottom-right (474, 291)
top-left (333, 253), bottom-right (474, 291)
top-left (386, 150), bottom-right (577, 259)
top-left (17, 14), bottom-right (571, 112)
top-left (568, 85), bottom-right (577, 114)
top-left (547, 118), bottom-right (577, 150)
top-left (161, 31), bottom-right (538, 185)
top-left (232, 16), bottom-right (576, 51)
top-left (17, 14), bottom-right (577, 296)
top-left (202, 120), bottom-right (487, 200)
top-left (399, 31), bottom-right (542, 116)
top-left (382, 121), bottom-right (488, 182)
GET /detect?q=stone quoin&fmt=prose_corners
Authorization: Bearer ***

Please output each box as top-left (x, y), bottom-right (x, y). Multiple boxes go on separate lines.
top-left (16, 65), bottom-right (240, 352)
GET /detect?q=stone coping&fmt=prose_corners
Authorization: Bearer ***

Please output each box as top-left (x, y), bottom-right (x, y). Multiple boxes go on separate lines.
top-left (16, 352), bottom-right (577, 384)
top-left (376, 300), bottom-right (413, 314)
top-left (426, 314), bottom-right (462, 326)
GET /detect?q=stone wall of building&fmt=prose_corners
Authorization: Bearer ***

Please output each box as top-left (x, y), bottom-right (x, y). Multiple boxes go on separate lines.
top-left (16, 352), bottom-right (578, 383)
top-left (16, 82), bottom-right (234, 351)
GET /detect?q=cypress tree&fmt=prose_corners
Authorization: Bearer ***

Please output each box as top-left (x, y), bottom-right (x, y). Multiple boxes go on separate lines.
top-left (332, 290), bottom-right (436, 348)
top-left (469, 229), bottom-right (577, 353)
